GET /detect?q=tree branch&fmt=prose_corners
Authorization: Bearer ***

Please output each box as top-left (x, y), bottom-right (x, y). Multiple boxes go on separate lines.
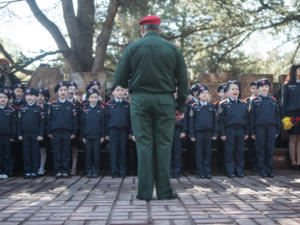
top-left (92, 0), bottom-right (120, 72)
top-left (290, 42), bottom-right (300, 65)
top-left (0, 0), bottom-right (24, 9)
top-left (0, 43), bottom-right (15, 65)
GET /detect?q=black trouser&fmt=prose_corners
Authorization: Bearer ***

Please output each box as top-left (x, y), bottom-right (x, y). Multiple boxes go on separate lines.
top-left (224, 125), bottom-right (245, 176)
top-left (52, 132), bottom-right (71, 174)
top-left (170, 127), bottom-right (182, 175)
top-left (247, 137), bottom-right (257, 169)
top-left (255, 125), bottom-right (277, 175)
top-left (85, 139), bottom-right (101, 175)
top-left (22, 135), bottom-right (40, 174)
top-left (109, 128), bottom-right (128, 176)
top-left (217, 138), bottom-right (225, 172)
top-left (195, 130), bottom-right (212, 176)
top-left (0, 137), bottom-right (12, 175)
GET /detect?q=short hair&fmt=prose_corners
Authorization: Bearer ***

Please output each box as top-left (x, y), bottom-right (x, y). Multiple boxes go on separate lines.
top-left (143, 24), bottom-right (160, 32)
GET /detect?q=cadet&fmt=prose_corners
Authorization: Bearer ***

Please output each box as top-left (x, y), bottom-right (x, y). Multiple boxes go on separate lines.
top-left (105, 84), bottom-right (131, 178)
top-left (250, 78), bottom-right (280, 177)
top-left (12, 83), bottom-right (25, 109)
top-left (170, 91), bottom-right (187, 178)
top-left (281, 65), bottom-right (300, 170)
top-left (215, 83), bottom-right (227, 173)
top-left (114, 15), bottom-right (188, 200)
top-left (67, 81), bottom-right (82, 176)
top-left (244, 81), bottom-right (258, 172)
top-left (37, 88), bottom-right (50, 175)
top-left (0, 88), bottom-right (16, 179)
top-left (81, 89), bottom-right (105, 178)
top-left (48, 81), bottom-right (78, 178)
top-left (18, 88), bottom-right (45, 179)
top-left (219, 81), bottom-right (249, 178)
top-left (189, 85), bottom-right (217, 179)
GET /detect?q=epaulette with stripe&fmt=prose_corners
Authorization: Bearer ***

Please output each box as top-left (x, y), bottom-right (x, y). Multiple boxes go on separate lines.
top-left (38, 104), bottom-right (44, 109)
top-left (219, 99), bottom-right (229, 105)
top-left (9, 107), bottom-right (15, 111)
top-left (243, 97), bottom-right (249, 101)
top-left (125, 99), bottom-right (130, 104)
top-left (51, 100), bottom-right (57, 103)
top-left (271, 96), bottom-right (277, 101)
top-left (106, 99), bottom-right (112, 105)
top-left (191, 102), bottom-right (197, 107)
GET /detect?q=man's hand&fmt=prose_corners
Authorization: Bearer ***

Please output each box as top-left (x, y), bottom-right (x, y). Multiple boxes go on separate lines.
top-left (175, 110), bottom-right (184, 122)
top-left (18, 136), bottom-right (22, 141)
top-left (190, 137), bottom-right (196, 142)
top-left (70, 134), bottom-right (76, 140)
top-left (212, 136), bottom-right (217, 141)
top-left (48, 134), bottom-right (53, 139)
top-left (244, 135), bottom-right (249, 140)
top-left (105, 136), bottom-right (110, 141)
top-left (82, 138), bottom-right (86, 144)
top-left (251, 135), bottom-right (256, 140)
top-left (100, 138), bottom-right (104, 143)
top-left (132, 136), bottom-right (136, 142)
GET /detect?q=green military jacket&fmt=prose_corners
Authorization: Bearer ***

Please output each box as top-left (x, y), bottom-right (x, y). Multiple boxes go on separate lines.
top-left (114, 32), bottom-right (188, 113)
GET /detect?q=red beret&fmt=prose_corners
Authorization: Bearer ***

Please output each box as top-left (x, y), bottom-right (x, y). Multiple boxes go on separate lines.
top-left (139, 15), bottom-right (161, 25)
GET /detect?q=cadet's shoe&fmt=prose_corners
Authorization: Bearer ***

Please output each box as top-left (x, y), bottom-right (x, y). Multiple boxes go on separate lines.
top-left (174, 174), bottom-right (180, 178)
top-left (0, 174), bottom-right (3, 179)
top-left (112, 174), bottom-right (119, 178)
top-left (136, 195), bottom-right (152, 202)
top-left (158, 193), bottom-right (177, 200)
top-left (38, 168), bottom-right (45, 175)
top-left (196, 174), bottom-right (206, 179)
top-left (92, 173), bottom-right (99, 178)
top-left (249, 166), bottom-right (257, 172)
top-left (237, 174), bottom-right (244, 178)
top-left (267, 172), bottom-right (274, 178)
top-left (227, 174), bottom-right (235, 178)
top-left (62, 173), bottom-right (70, 178)
top-left (55, 172), bottom-right (62, 178)
top-left (86, 173), bottom-right (92, 178)
top-left (24, 173), bottom-right (31, 179)
top-left (206, 175), bottom-right (212, 179)
top-left (31, 173), bottom-right (37, 178)
top-left (2, 174), bottom-right (8, 179)
top-left (260, 173), bottom-right (267, 178)
top-left (291, 164), bottom-right (297, 170)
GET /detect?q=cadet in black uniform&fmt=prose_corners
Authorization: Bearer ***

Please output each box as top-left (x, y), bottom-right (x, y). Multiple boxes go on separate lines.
top-left (170, 91), bottom-right (187, 178)
top-left (215, 83), bottom-right (227, 173)
top-left (0, 88), bottom-right (16, 179)
top-left (81, 89), bottom-right (105, 178)
top-left (10, 83), bottom-right (25, 176)
top-left (244, 81), bottom-right (258, 172)
top-left (189, 85), bottom-right (217, 179)
top-left (105, 84), bottom-right (131, 178)
top-left (37, 88), bottom-right (50, 175)
top-left (67, 81), bottom-right (82, 176)
top-left (48, 81), bottom-right (78, 178)
top-left (282, 65), bottom-right (300, 170)
top-left (18, 88), bottom-right (45, 179)
top-left (219, 81), bottom-right (249, 178)
top-left (82, 80), bottom-right (103, 105)
top-left (250, 78), bottom-right (280, 177)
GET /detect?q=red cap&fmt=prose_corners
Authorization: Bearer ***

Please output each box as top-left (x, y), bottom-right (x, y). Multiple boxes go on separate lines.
top-left (139, 15), bottom-right (161, 25)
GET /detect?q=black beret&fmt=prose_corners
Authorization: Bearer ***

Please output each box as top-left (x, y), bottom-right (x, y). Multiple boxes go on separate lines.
top-left (111, 83), bottom-right (120, 92)
top-left (67, 81), bottom-right (78, 88)
top-left (250, 81), bottom-right (257, 86)
top-left (86, 80), bottom-right (100, 92)
top-left (0, 88), bottom-right (11, 99)
top-left (257, 78), bottom-right (270, 88)
top-left (38, 87), bottom-right (50, 99)
top-left (86, 88), bottom-right (100, 99)
top-left (226, 80), bottom-right (240, 90)
top-left (198, 85), bottom-right (209, 94)
top-left (54, 81), bottom-right (68, 93)
top-left (25, 88), bottom-right (38, 96)
top-left (217, 83), bottom-right (226, 93)
top-left (12, 83), bottom-right (25, 91)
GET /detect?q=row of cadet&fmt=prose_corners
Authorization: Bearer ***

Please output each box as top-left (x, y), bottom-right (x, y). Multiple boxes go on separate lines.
top-left (0, 80), bottom-right (133, 179)
top-left (171, 73), bottom-right (299, 180)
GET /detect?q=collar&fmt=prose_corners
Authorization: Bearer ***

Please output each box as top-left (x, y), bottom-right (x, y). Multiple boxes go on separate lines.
top-left (90, 103), bottom-right (97, 108)
top-left (67, 97), bottom-right (74, 102)
top-left (199, 101), bottom-right (208, 106)
top-left (259, 94), bottom-right (268, 98)
top-left (229, 97), bottom-right (238, 103)
top-left (297, 79), bottom-right (300, 84)
top-left (114, 98), bottom-right (123, 103)
top-left (27, 102), bottom-right (36, 106)
top-left (58, 98), bottom-right (67, 103)
top-left (144, 32), bottom-right (160, 38)
top-left (0, 105), bottom-right (6, 109)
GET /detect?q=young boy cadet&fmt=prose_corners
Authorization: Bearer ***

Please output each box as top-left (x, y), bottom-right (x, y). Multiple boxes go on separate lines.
top-left (67, 81), bottom-right (82, 176)
top-left (37, 88), bottom-right (50, 175)
top-left (81, 88), bottom-right (105, 178)
top-left (170, 91), bottom-right (187, 178)
top-left (18, 88), bottom-right (45, 179)
top-left (219, 81), bottom-right (249, 178)
top-left (0, 88), bottom-right (16, 179)
top-left (105, 84), bottom-right (131, 178)
top-left (12, 83), bottom-right (25, 109)
top-left (189, 85), bottom-right (217, 179)
top-left (250, 78), bottom-right (280, 178)
top-left (48, 81), bottom-right (78, 178)
top-left (244, 81), bottom-right (259, 172)
top-left (82, 80), bottom-right (103, 104)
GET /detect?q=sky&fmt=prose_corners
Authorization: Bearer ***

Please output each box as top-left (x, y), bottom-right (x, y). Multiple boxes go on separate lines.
top-left (0, 0), bottom-right (297, 65)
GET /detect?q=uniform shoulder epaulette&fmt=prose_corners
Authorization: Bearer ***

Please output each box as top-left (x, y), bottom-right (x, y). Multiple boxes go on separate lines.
top-left (271, 96), bottom-right (277, 101)
top-left (19, 104), bottom-right (24, 109)
top-left (213, 101), bottom-right (219, 105)
top-left (82, 105), bottom-right (87, 110)
top-left (126, 99), bottom-right (130, 104)
top-left (106, 99), bottom-right (112, 105)
top-left (77, 99), bottom-right (82, 104)
top-left (186, 99), bottom-right (191, 103)
top-left (38, 104), bottom-right (44, 109)
top-left (191, 102), bottom-right (197, 107)
top-left (243, 97), bottom-right (249, 101)
top-left (239, 99), bottom-right (246, 103)
top-left (10, 107), bottom-right (15, 111)
top-left (100, 104), bottom-right (105, 109)
top-left (51, 100), bottom-right (57, 103)
top-left (70, 101), bottom-right (75, 106)
top-left (252, 96), bottom-right (259, 101)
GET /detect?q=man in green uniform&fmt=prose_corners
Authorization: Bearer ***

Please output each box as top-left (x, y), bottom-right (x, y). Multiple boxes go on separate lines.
top-left (114, 15), bottom-right (188, 201)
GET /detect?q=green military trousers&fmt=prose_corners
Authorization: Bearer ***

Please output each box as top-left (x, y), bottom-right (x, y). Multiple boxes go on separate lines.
top-left (130, 93), bottom-right (175, 199)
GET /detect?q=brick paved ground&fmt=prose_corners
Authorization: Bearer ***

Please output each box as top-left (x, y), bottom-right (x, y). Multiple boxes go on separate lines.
top-left (0, 170), bottom-right (300, 225)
